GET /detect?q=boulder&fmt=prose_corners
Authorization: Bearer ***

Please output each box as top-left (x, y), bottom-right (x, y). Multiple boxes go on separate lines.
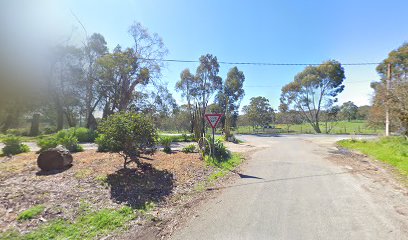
top-left (37, 146), bottom-right (73, 171)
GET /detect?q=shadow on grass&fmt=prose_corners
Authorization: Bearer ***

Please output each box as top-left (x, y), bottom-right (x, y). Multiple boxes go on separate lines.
top-left (107, 163), bottom-right (173, 209)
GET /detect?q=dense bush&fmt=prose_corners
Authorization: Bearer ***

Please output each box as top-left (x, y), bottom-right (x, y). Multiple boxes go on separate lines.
top-left (95, 134), bottom-right (111, 152)
top-left (181, 144), bottom-right (196, 153)
top-left (55, 128), bottom-right (97, 143)
top-left (213, 138), bottom-right (230, 160)
top-left (42, 127), bottom-right (57, 134)
top-left (2, 136), bottom-right (30, 155)
top-left (159, 136), bottom-right (172, 154)
top-left (97, 112), bottom-right (158, 168)
top-left (37, 129), bottom-right (83, 152)
top-left (203, 137), bottom-right (230, 160)
top-left (37, 137), bottom-right (58, 151)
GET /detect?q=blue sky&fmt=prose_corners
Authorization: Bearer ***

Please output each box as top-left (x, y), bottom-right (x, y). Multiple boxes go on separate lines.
top-left (15, 0), bottom-right (408, 109)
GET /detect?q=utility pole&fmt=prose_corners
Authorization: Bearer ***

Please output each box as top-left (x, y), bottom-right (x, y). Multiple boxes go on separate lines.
top-left (385, 63), bottom-right (391, 136)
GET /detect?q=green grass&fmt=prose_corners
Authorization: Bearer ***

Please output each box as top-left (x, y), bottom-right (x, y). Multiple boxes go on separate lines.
top-left (235, 120), bottom-right (381, 135)
top-left (194, 153), bottom-right (244, 192)
top-left (205, 153), bottom-right (244, 182)
top-left (0, 134), bottom-right (43, 143)
top-left (2, 206), bottom-right (136, 240)
top-left (338, 136), bottom-right (408, 177)
top-left (158, 133), bottom-right (194, 142)
top-left (17, 205), bottom-right (45, 221)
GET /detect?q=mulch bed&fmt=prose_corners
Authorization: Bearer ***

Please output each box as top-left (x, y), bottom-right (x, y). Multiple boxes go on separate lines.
top-left (0, 150), bottom-right (212, 236)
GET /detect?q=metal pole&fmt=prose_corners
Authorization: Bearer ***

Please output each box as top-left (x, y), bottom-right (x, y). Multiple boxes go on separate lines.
top-left (212, 127), bottom-right (215, 158)
top-left (385, 63), bottom-right (391, 136)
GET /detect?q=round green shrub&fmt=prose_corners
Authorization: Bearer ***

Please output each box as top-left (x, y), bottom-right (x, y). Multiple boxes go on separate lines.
top-left (160, 136), bottom-right (172, 154)
top-left (97, 112), bottom-right (158, 168)
top-left (2, 136), bottom-right (30, 155)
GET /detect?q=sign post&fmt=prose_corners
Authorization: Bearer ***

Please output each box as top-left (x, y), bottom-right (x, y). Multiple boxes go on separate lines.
top-left (204, 113), bottom-right (223, 158)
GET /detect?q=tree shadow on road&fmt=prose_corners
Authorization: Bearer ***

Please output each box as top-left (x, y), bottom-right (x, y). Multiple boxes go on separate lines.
top-left (106, 164), bottom-right (173, 209)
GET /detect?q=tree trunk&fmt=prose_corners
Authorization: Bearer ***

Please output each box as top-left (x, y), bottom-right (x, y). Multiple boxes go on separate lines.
top-left (312, 122), bottom-right (321, 133)
top-left (86, 113), bottom-right (98, 130)
top-left (55, 98), bottom-right (64, 131)
top-left (29, 113), bottom-right (40, 136)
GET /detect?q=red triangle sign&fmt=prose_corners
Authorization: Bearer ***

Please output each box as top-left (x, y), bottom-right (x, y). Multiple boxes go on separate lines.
top-left (205, 113), bottom-right (223, 129)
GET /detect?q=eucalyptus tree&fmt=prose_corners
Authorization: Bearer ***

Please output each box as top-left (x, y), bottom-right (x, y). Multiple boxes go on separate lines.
top-left (97, 22), bottom-right (167, 118)
top-left (373, 43), bottom-right (408, 136)
top-left (242, 96), bottom-right (274, 129)
top-left (194, 54), bottom-right (223, 136)
top-left (175, 69), bottom-right (196, 133)
top-left (175, 54), bottom-right (222, 138)
top-left (215, 66), bottom-right (245, 136)
top-left (81, 33), bottom-right (108, 130)
top-left (280, 60), bottom-right (345, 133)
top-left (340, 101), bottom-right (358, 122)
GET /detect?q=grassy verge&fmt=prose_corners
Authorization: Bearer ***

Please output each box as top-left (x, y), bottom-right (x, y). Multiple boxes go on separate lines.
top-left (337, 137), bottom-right (408, 177)
top-left (1, 206), bottom-right (136, 240)
top-left (194, 153), bottom-right (244, 192)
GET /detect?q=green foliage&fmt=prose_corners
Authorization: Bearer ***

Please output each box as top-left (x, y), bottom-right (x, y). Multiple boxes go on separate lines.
top-left (182, 133), bottom-right (189, 142)
top-left (158, 134), bottom-right (193, 142)
top-left (37, 129), bottom-right (84, 152)
top-left (71, 128), bottom-right (97, 142)
top-left (42, 127), bottom-right (57, 134)
top-left (160, 136), bottom-right (172, 153)
top-left (340, 101), bottom-right (358, 121)
top-left (17, 205), bottom-right (45, 221)
top-left (242, 96), bottom-right (274, 128)
top-left (338, 137), bottom-right (408, 176)
top-left (4, 206), bottom-right (136, 240)
top-left (280, 60), bottom-right (345, 133)
top-left (205, 153), bottom-right (244, 182)
top-left (2, 136), bottom-right (30, 155)
top-left (181, 144), bottom-right (196, 153)
top-left (5, 128), bottom-right (27, 136)
top-left (203, 137), bottom-right (230, 160)
top-left (37, 138), bottom-right (58, 151)
top-left (55, 128), bottom-right (96, 143)
top-left (95, 134), bottom-right (110, 152)
top-left (97, 112), bottom-right (157, 166)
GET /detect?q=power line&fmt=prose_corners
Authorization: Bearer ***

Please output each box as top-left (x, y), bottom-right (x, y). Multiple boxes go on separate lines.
top-left (140, 58), bottom-right (381, 66)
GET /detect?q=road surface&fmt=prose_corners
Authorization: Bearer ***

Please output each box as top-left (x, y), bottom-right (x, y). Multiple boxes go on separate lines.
top-left (171, 135), bottom-right (408, 240)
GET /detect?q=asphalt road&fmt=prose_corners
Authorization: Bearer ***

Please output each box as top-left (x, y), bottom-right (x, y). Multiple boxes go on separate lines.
top-left (171, 135), bottom-right (408, 240)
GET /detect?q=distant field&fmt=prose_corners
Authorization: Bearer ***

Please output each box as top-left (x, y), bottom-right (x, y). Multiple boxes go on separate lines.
top-left (235, 120), bottom-right (382, 135)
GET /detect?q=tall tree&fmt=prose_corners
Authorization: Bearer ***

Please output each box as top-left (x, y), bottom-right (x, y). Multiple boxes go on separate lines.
top-left (280, 60), bottom-right (345, 133)
top-left (242, 96), bottom-right (274, 129)
top-left (176, 55), bottom-right (222, 138)
top-left (97, 22), bottom-right (167, 118)
top-left (49, 45), bottom-right (84, 130)
top-left (81, 33), bottom-right (108, 130)
top-left (175, 69), bottom-right (196, 133)
top-left (340, 101), bottom-right (358, 122)
top-left (373, 43), bottom-right (408, 136)
top-left (216, 67), bottom-right (245, 137)
top-left (194, 54), bottom-right (223, 137)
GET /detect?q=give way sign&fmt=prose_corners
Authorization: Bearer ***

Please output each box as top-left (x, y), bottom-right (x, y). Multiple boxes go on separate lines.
top-left (205, 113), bottom-right (223, 129)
